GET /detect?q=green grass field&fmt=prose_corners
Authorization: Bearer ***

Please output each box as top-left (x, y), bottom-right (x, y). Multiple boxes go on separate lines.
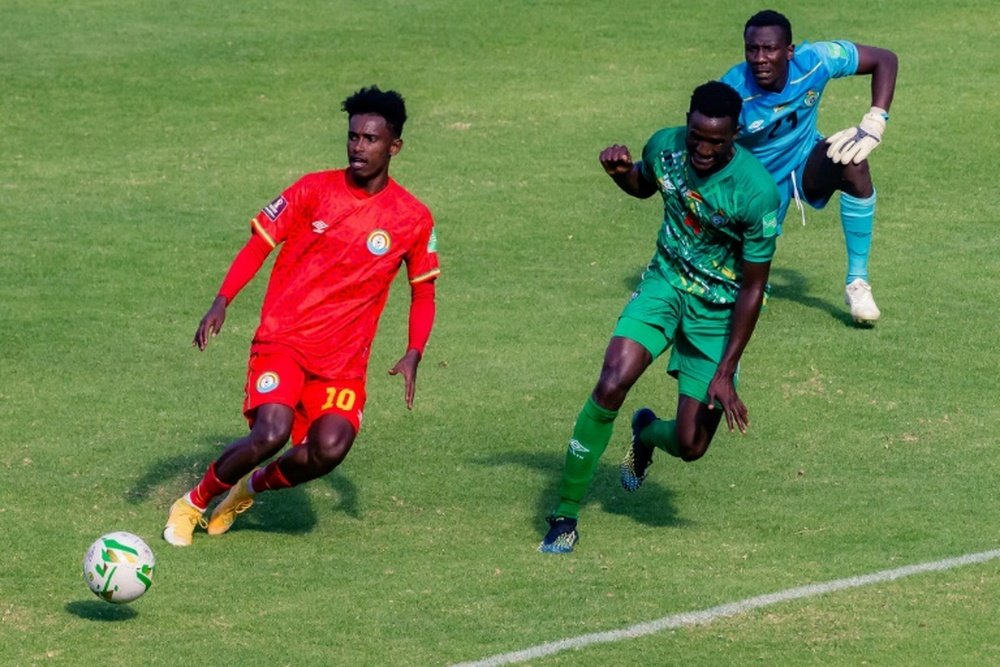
top-left (3, 1), bottom-right (999, 665)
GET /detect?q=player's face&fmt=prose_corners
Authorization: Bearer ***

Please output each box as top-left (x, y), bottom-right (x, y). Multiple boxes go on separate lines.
top-left (685, 111), bottom-right (737, 177)
top-left (744, 25), bottom-right (794, 92)
top-left (346, 113), bottom-right (402, 188)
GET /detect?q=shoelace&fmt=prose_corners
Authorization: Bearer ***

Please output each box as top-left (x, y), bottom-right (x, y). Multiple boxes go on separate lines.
top-left (554, 533), bottom-right (577, 547)
top-left (233, 500), bottom-right (254, 514)
top-left (183, 507), bottom-right (208, 529)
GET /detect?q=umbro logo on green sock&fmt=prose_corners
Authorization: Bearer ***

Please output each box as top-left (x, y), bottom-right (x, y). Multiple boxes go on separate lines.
top-left (568, 439), bottom-right (590, 459)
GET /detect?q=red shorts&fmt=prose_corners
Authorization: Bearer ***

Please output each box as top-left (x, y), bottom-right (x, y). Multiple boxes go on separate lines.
top-left (243, 351), bottom-right (367, 445)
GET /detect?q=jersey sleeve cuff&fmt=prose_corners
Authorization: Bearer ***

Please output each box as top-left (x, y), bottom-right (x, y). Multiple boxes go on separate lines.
top-left (250, 217), bottom-right (277, 248)
top-left (409, 268), bottom-right (441, 284)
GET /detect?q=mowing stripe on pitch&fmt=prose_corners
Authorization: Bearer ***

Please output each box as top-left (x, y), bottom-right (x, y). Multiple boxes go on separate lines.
top-left (450, 548), bottom-right (1000, 667)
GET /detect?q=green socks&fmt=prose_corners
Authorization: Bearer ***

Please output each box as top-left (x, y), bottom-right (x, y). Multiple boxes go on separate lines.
top-left (641, 418), bottom-right (680, 458)
top-left (553, 400), bottom-right (684, 518)
top-left (554, 397), bottom-right (618, 519)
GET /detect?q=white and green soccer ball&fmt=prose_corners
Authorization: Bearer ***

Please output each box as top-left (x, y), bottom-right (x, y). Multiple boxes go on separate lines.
top-left (83, 532), bottom-right (156, 604)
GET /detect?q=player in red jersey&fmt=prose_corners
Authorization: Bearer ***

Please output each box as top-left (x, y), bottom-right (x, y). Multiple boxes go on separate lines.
top-left (164, 86), bottom-right (440, 546)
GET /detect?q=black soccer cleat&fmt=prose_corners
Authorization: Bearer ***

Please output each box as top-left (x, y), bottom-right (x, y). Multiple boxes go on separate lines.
top-left (538, 515), bottom-right (579, 554)
top-left (621, 407), bottom-right (657, 492)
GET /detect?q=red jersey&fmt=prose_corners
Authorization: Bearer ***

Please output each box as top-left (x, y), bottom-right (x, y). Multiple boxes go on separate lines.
top-left (248, 169), bottom-right (439, 379)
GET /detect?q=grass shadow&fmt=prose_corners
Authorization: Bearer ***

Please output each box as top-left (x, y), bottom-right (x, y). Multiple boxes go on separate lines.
top-left (321, 471), bottom-right (362, 520)
top-left (125, 434), bottom-right (238, 504)
top-left (622, 267), bottom-right (643, 294)
top-left (126, 434), bottom-right (317, 536)
top-left (65, 600), bottom-right (138, 621)
top-left (225, 486), bottom-right (316, 535)
top-left (212, 467), bottom-right (363, 534)
top-left (766, 267), bottom-right (858, 328)
top-left (475, 450), bottom-right (688, 534)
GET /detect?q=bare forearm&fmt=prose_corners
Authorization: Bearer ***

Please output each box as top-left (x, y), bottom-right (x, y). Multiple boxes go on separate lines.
top-left (599, 145), bottom-right (657, 199)
top-left (857, 45), bottom-right (898, 112)
top-left (718, 285), bottom-right (764, 376)
top-left (717, 262), bottom-right (771, 377)
top-left (609, 164), bottom-right (657, 199)
top-left (871, 55), bottom-right (898, 111)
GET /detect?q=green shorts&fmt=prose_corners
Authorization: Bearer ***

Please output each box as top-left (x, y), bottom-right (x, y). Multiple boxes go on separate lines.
top-left (612, 275), bottom-right (738, 402)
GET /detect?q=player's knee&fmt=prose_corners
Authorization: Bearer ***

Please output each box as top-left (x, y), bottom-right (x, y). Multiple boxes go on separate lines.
top-left (311, 436), bottom-right (353, 470)
top-left (841, 161), bottom-right (873, 196)
top-left (677, 434), bottom-right (710, 462)
top-left (249, 422), bottom-right (292, 453)
top-left (307, 417), bottom-right (356, 471)
top-left (593, 370), bottom-right (633, 408)
top-left (678, 446), bottom-right (707, 462)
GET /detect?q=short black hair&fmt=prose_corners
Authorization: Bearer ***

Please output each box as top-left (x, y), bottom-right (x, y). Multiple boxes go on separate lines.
top-left (745, 9), bottom-right (792, 45)
top-left (689, 81), bottom-right (743, 126)
top-left (341, 85), bottom-right (407, 137)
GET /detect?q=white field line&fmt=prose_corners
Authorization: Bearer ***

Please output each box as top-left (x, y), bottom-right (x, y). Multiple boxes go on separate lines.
top-left (450, 548), bottom-right (1000, 667)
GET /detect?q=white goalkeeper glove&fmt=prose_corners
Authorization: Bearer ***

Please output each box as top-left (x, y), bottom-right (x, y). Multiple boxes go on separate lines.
top-left (825, 107), bottom-right (888, 165)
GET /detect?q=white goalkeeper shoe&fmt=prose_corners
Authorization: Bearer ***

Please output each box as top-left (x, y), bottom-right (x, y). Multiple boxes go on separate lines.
top-left (844, 278), bottom-right (881, 325)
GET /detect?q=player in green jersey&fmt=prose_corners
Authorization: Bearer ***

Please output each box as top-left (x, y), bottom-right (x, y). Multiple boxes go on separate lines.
top-left (539, 81), bottom-right (781, 554)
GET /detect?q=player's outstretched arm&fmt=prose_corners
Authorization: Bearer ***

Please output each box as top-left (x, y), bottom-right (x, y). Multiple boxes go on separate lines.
top-left (388, 279), bottom-right (436, 409)
top-left (599, 145), bottom-right (657, 199)
top-left (707, 260), bottom-right (771, 434)
top-left (193, 296), bottom-right (228, 350)
top-left (192, 233), bottom-right (273, 350)
top-left (826, 44), bottom-right (898, 165)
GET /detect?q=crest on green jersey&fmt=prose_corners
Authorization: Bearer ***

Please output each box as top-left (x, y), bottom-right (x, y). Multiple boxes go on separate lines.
top-left (762, 210), bottom-right (779, 237)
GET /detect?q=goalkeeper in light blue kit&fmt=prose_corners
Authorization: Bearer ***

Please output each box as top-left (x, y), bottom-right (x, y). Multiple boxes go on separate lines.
top-left (720, 10), bottom-right (898, 324)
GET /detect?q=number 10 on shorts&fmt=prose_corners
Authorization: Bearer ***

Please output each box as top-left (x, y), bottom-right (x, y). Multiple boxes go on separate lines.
top-left (322, 386), bottom-right (357, 411)
top-left (303, 378), bottom-right (366, 433)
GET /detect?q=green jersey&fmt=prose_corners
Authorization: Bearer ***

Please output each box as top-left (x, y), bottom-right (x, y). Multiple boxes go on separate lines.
top-left (639, 126), bottom-right (780, 304)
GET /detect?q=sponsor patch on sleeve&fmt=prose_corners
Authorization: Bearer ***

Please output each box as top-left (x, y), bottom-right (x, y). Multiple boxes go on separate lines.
top-left (262, 196), bottom-right (287, 221)
top-left (427, 228), bottom-right (438, 253)
top-left (762, 210), bottom-right (779, 237)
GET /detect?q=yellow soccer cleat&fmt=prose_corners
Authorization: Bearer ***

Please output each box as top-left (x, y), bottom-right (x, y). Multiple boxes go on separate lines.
top-left (163, 495), bottom-right (206, 547)
top-left (207, 474), bottom-right (256, 536)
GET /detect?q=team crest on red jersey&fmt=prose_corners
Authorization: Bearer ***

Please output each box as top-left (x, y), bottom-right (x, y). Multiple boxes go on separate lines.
top-left (256, 372), bottom-right (280, 394)
top-left (366, 230), bottom-right (391, 256)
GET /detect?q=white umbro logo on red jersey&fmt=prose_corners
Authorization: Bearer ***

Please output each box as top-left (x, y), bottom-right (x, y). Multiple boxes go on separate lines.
top-left (311, 220), bottom-right (329, 234)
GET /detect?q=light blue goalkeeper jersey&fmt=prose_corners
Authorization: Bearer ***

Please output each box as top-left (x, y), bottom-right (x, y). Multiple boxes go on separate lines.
top-left (721, 41), bottom-right (859, 187)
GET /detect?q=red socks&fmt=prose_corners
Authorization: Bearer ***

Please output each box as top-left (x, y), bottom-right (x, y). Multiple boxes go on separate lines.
top-left (189, 462), bottom-right (232, 511)
top-left (189, 459), bottom-right (295, 510)
top-left (250, 459), bottom-right (293, 493)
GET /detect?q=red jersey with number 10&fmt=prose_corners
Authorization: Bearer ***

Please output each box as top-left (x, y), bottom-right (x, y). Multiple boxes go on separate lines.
top-left (249, 169), bottom-right (439, 380)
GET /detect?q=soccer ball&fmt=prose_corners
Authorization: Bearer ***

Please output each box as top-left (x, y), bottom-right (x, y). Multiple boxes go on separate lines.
top-left (82, 532), bottom-right (156, 604)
